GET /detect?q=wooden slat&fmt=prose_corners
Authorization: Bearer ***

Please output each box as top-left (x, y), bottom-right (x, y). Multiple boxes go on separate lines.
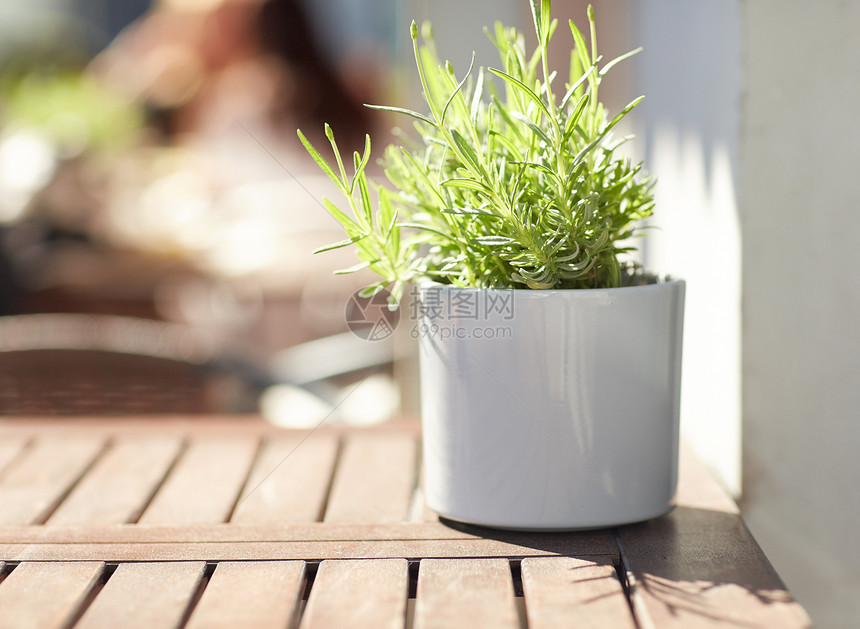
top-left (414, 558), bottom-right (519, 629)
top-left (75, 562), bottom-right (206, 629)
top-left (48, 436), bottom-right (182, 525)
top-left (0, 437), bottom-right (29, 477)
top-left (185, 561), bottom-right (305, 629)
top-left (617, 448), bottom-right (812, 628)
top-left (300, 559), bottom-right (408, 629)
top-left (0, 538), bottom-right (616, 563)
top-left (0, 436), bottom-right (105, 525)
top-left (0, 522), bottom-right (618, 563)
top-left (138, 436), bottom-right (259, 524)
top-left (231, 434), bottom-right (339, 523)
top-left (521, 556), bottom-right (635, 629)
top-left (0, 561), bottom-right (103, 629)
top-left (325, 433), bottom-right (417, 523)
top-left (0, 521), bottom-right (618, 547)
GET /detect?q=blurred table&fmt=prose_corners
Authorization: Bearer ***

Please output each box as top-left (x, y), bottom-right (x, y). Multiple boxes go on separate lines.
top-left (0, 417), bottom-right (809, 628)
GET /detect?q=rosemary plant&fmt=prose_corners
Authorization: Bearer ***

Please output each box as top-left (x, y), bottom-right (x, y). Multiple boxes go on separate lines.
top-left (298, 1), bottom-right (654, 304)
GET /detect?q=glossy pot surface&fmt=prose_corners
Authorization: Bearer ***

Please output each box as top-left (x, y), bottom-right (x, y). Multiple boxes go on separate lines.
top-left (417, 280), bottom-right (685, 530)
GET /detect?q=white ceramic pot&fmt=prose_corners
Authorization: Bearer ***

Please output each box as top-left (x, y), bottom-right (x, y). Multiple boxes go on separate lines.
top-left (416, 280), bottom-right (685, 530)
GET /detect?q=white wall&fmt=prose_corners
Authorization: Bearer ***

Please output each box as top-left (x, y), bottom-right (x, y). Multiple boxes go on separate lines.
top-left (739, 1), bottom-right (860, 626)
top-left (633, 1), bottom-right (860, 626)
top-left (630, 0), bottom-right (743, 496)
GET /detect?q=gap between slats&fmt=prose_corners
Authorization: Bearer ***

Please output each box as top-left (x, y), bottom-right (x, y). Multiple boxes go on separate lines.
top-left (0, 560), bottom-right (14, 587)
top-left (137, 436), bottom-right (261, 525)
top-left (314, 437), bottom-right (344, 522)
top-left (126, 438), bottom-right (190, 525)
top-left (47, 436), bottom-right (187, 527)
top-left (323, 433), bottom-right (419, 523)
top-left (0, 561), bottom-right (111, 629)
top-left (613, 530), bottom-right (647, 629)
top-left (0, 436), bottom-right (33, 480)
top-left (58, 563), bottom-right (119, 629)
top-left (31, 437), bottom-right (112, 526)
top-left (229, 433), bottom-right (345, 524)
top-left (223, 437), bottom-right (267, 524)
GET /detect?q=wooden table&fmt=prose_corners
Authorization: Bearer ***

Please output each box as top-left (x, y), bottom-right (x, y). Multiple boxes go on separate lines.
top-left (0, 417), bottom-right (810, 628)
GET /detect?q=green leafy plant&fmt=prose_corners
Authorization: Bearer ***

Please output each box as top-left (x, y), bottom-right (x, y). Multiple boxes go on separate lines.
top-left (298, 0), bottom-right (654, 304)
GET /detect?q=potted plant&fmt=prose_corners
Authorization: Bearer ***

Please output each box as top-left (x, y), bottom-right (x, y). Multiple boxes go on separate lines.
top-left (298, 1), bottom-right (685, 530)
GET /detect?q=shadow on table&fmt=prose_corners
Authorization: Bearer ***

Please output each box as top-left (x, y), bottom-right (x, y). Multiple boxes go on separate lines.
top-left (434, 515), bottom-right (617, 558)
top-left (615, 505), bottom-right (803, 625)
top-left (434, 506), bottom-right (805, 625)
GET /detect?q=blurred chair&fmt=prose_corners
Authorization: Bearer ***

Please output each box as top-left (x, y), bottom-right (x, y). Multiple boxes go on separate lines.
top-left (0, 313), bottom-right (264, 415)
top-left (0, 313), bottom-right (398, 419)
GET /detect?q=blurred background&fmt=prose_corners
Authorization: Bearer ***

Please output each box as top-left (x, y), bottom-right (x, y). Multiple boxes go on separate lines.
top-left (0, 0), bottom-right (857, 625)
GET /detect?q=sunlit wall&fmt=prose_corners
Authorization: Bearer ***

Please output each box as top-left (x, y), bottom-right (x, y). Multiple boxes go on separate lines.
top-left (632, 1), bottom-right (860, 626)
top-left (630, 0), bottom-right (742, 496)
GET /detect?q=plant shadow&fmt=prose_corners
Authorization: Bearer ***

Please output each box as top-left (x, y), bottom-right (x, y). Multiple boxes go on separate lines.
top-left (614, 506), bottom-right (803, 625)
top-left (434, 506), bottom-right (807, 626)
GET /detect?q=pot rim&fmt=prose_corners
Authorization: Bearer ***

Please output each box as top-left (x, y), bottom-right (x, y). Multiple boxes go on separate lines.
top-left (415, 277), bottom-right (685, 296)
